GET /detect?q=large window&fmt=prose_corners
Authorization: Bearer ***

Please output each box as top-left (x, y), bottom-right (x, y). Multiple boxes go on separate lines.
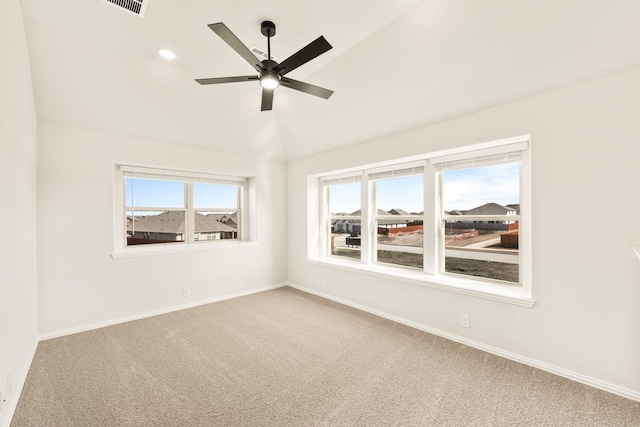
top-left (312, 136), bottom-right (531, 301)
top-left (117, 165), bottom-right (246, 251)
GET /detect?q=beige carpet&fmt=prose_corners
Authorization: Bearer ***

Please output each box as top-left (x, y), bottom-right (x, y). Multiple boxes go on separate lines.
top-left (11, 287), bottom-right (640, 426)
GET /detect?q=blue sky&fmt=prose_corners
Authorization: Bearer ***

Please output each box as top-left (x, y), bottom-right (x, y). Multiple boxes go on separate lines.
top-left (443, 163), bottom-right (520, 211)
top-left (329, 163), bottom-right (520, 214)
top-left (125, 179), bottom-right (238, 211)
top-left (377, 175), bottom-right (423, 212)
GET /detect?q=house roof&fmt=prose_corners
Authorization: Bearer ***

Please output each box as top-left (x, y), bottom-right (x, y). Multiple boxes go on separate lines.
top-left (19, 1), bottom-right (640, 160)
top-left (389, 208), bottom-right (410, 216)
top-left (130, 212), bottom-right (236, 234)
top-left (463, 203), bottom-right (516, 216)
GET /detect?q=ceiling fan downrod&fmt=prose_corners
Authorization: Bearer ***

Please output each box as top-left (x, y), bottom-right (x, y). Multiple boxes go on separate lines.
top-left (260, 21), bottom-right (279, 86)
top-left (262, 21), bottom-right (276, 67)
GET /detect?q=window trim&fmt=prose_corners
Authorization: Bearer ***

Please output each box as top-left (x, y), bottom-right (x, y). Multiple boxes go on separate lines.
top-left (112, 163), bottom-right (255, 258)
top-left (308, 135), bottom-right (533, 306)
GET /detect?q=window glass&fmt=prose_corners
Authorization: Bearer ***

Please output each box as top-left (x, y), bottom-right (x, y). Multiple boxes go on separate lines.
top-left (328, 181), bottom-right (361, 261)
top-left (442, 163), bottom-right (520, 212)
top-left (193, 183), bottom-right (239, 209)
top-left (375, 175), bottom-right (424, 269)
top-left (193, 212), bottom-right (239, 241)
top-left (442, 162), bottom-right (520, 284)
top-left (193, 183), bottom-right (240, 241)
top-left (125, 178), bottom-right (184, 208)
top-left (375, 175), bottom-right (424, 213)
top-left (127, 211), bottom-right (185, 245)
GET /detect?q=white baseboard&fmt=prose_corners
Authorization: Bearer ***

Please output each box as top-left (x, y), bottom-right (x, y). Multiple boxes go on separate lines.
top-left (39, 283), bottom-right (287, 341)
top-left (1, 338), bottom-right (38, 427)
top-left (285, 282), bottom-right (640, 403)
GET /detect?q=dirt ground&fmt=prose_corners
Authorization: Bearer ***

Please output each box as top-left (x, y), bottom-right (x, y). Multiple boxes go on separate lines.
top-left (332, 229), bottom-right (519, 284)
top-left (378, 231), bottom-right (505, 248)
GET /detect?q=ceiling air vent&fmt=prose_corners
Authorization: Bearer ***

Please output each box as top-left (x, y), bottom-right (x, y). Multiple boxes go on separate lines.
top-left (103, 0), bottom-right (147, 17)
top-left (249, 45), bottom-right (278, 63)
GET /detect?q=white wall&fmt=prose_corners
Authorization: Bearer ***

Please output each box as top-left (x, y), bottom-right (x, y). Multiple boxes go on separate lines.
top-left (287, 67), bottom-right (640, 396)
top-left (0, 0), bottom-right (39, 425)
top-left (37, 124), bottom-right (287, 336)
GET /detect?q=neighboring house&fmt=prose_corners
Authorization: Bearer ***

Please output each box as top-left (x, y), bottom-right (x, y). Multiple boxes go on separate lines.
top-left (331, 210), bottom-right (366, 234)
top-left (380, 208), bottom-right (421, 228)
top-left (506, 203), bottom-right (520, 214)
top-left (445, 202), bottom-right (518, 231)
top-left (333, 208), bottom-right (427, 233)
top-left (388, 208), bottom-right (423, 227)
top-left (388, 208), bottom-right (410, 216)
top-left (206, 213), bottom-right (238, 228)
top-left (128, 211), bottom-right (237, 243)
top-left (332, 217), bottom-right (359, 234)
top-left (463, 202), bottom-right (517, 222)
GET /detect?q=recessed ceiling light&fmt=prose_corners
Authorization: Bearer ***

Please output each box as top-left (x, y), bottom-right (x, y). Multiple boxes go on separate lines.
top-left (158, 49), bottom-right (176, 60)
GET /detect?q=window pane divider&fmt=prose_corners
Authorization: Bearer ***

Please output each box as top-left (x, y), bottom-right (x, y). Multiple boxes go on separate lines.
top-left (442, 215), bottom-right (521, 222)
top-left (374, 215), bottom-right (424, 219)
top-left (125, 206), bottom-right (186, 211)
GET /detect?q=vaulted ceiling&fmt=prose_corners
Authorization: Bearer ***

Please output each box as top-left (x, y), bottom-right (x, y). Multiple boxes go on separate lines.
top-left (20, 0), bottom-right (640, 160)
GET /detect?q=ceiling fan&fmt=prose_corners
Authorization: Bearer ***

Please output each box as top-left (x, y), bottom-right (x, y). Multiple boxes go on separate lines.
top-left (196, 21), bottom-right (334, 111)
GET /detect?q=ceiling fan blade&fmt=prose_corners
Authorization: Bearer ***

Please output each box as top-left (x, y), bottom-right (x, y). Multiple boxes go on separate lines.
top-left (261, 88), bottom-right (274, 111)
top-left (281, 77), bottom-right (334, 99)
top-left (275, 36), bottom-right (332, 76)
top-left (208, 23), bottom-right (263, 73)
top-left (195, 76), bottom-right (258, 85)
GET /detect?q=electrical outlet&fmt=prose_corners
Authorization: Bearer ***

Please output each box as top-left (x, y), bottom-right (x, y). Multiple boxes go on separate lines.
top-left (182, 287), bottom-right (190, 297)
top-left (460, 314), bottom-right (470, 328)
top-left (6, 373), bottom-right (11, 393)
top-left (322, 278), bottom-right (328, 288)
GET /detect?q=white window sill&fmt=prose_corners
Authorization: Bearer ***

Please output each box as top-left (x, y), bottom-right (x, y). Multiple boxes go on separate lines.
top-left (307, 257), bottom-right (535, 307)
top-left (112, 240), bottom-right (258, 259)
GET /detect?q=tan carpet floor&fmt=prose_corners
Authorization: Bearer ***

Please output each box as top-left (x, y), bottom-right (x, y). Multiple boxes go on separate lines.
top-left (11, 287), bottom-right (640, 426)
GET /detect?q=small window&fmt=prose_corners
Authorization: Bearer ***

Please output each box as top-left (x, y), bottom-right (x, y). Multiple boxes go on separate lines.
top-left (118, 165), bottom-right (246, 250)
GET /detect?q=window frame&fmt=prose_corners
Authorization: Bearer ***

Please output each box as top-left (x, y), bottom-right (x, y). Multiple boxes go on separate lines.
top-left (309, 135), bottom-right (533, 306)
top-left (113, 164), bottom-right (255, 258)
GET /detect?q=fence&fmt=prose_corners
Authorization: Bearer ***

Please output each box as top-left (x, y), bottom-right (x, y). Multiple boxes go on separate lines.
top-left (444, 222), bottom-right (518, 232)
top-left (378, 225), bottom-right (424, 236)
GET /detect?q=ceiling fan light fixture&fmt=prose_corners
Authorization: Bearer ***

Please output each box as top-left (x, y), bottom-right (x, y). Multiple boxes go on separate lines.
top-left (260, 71), bottom-right (280, 89)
